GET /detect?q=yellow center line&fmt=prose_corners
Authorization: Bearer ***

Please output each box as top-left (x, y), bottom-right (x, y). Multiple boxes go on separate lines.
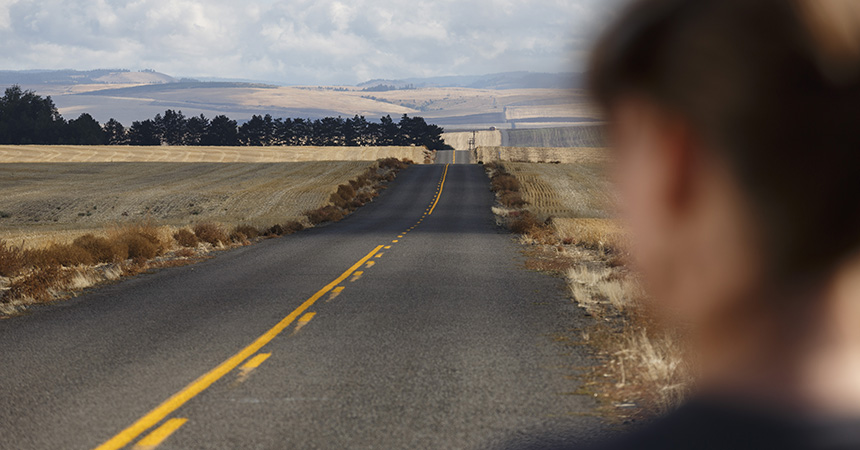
top-left (132, 418), bottom-right (188, 450)
top-left (240, 353), bottom-right (271, 371)
top-left (94, 245), bottom-right (384, 450)
top-left (428, 164), bottom-right (449, 216)
top-left (326, 286), bottom-right (345, 302)
top-left (292, 312), bottom-right (316, 335)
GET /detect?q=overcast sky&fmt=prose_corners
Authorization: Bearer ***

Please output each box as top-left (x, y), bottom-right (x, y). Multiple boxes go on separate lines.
top-left (0, 0), bottom-right (625, 85)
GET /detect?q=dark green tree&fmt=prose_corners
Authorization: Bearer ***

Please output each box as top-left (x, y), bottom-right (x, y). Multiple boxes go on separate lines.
top-left (0, 85), bottom-right (66, 144)
top-left (103, 118), bottom-right (127, 145)
top-left (127, 119), bottom-right (161, 146)
top-left (238, 115), bottom-right (273, 146)
top-left (158, 109), bottom-right (187, 145)
top-left (203, 115), bottom-right (238, 146)
top-left (185, 114), bottom-right (209, 146)
top-left (65, 113), bottom-right (106, 145)
top-left (377, 115), bottom-right (399, 146)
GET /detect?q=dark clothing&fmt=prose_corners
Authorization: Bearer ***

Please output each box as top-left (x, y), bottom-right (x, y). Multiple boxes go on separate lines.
top-left (593, 399), bottom-right (860, 450)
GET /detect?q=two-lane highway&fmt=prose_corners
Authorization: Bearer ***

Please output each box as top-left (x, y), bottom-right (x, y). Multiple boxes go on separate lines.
top-left (434, 149), bottom-right (472, 165)
top-left (0, 163), bottom-right (607, 449)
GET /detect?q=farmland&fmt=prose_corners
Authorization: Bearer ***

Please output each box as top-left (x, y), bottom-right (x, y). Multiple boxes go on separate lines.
top-left (0, 161), bottom-right (377, 248)
top-left (477, 146), bottom-right (608, 164)
top-left (0, 145), bottom-right (427, 164)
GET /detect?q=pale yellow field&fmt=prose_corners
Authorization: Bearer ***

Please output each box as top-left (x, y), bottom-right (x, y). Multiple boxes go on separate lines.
top-left (480, 146), bottom-right (608, 164)
top-left (0, 145), bottom-right (427, 164)
top-left (0, 161), bottom-right (375, 248)
top-left (441, 130), bottom-right (502, 150)
top-left (501, 161), bottom-right (622, 248)
top-left (502, 162), bottom-right (614, 219)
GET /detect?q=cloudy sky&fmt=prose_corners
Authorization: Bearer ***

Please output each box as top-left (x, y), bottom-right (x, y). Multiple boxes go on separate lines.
top-left (0, 0), bottom-right (624, 85)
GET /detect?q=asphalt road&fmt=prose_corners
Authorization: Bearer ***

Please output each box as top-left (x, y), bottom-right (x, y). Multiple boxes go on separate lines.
top-left (435, 150), bottom-right (472, 165)
top-left (0, 163), bottom-right (608, 449)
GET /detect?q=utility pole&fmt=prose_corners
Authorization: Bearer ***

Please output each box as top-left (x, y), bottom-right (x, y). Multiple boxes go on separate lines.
top-left (467, 130), bottom-right (477, 163)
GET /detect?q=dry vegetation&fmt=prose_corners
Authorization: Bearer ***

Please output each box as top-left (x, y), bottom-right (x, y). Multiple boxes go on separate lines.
top-left (441, 130), bottom-right (503, 150)
top-left (0, 160), bottom-right (395, 248)
top-left (0, 155), bottom-right (411, 316)
top-left (477, 146), bottom-right (608, 164)
top-left (506, 125), bottom-right (606, 148)
top-left (0, 145), bottom-right (428, 164)
top-left (485, 161), bottom-right (690, 419)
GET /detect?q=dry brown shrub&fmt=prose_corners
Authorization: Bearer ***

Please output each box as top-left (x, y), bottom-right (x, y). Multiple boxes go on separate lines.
top-left (263, 224), bottom-right (286, 237)
top-left (0, 241), bottom-right (26, 277)
top-left (491, 174), bottom-right (521, 192)
top-left (174, 247), bottom-right (196, 258)
top-left (306, 206), bottom-right (345, 225)
top-left (282, 221), bottom-right (305, 235)
top-left (193, 223), bottom-right (228, 246)
top-left (72, 234), bottom-right (123, 264)
top-left (330, 184), bottom-right (357, 209)
top-left (499, 191), bottom-right (528, 208)
top-left (510, 212), bottom-right (543, 234)
top-left (378, 157), bottom-right (409, 170)
top-left (174, 228), bottom-right (199, 248)
top-left (120, 233), bottom-right (161, 261)
top-left (30, 244), bottom-right (95, 267)
top-left (234, 225), bottom-right (260, 240)
top-left (7, 266), bottom-right (71, 303)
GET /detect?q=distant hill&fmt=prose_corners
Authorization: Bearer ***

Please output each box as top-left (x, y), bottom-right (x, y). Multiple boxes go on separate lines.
top-left (0, 69), bottom-right (600, 127)
top-left (0, 69), bottom-right (177, 85)
top-left (358, 71), bottom-right (582, 90)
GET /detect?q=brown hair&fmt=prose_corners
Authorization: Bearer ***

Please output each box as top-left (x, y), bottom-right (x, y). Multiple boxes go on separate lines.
top-left (589, 0), bottom-right (860, 281)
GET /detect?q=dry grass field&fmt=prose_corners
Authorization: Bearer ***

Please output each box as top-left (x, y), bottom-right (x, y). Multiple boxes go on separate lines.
top-left (0, 161), bottom-right (375, 248)
top-left (487, 161), bottom-right (689, 416)
top-left (477, 146), bottom-right (608, 164)
top-left (506, 125), bottom-right (606, 148)
top-left (441, 130), bottom-right (502, 150)
top-left (0, 145), bottom-right (427, 164)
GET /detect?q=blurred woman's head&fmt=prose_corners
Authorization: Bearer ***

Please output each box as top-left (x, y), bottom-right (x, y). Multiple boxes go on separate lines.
top-left (589, 0), bottom-right (860, 326)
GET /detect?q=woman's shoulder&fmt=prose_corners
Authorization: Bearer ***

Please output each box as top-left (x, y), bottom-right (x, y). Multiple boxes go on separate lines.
top-left (589, 398), bottom-right (860, 450)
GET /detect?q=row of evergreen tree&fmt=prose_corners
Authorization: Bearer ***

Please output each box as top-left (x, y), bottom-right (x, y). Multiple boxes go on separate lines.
top-left (0, 86), bottom-right (452, 150)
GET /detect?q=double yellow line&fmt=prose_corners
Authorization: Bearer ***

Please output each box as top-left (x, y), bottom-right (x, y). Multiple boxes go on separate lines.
top-left (95, 163), bottom-right (452, 450)
top-left (95, 246), bottom-right (383, 450)
top-left (428, 164), bottom-right (448, 216)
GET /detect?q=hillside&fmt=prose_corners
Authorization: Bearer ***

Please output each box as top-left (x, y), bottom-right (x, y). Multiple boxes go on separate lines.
top-left (1, 70), bottom-right (601, 128)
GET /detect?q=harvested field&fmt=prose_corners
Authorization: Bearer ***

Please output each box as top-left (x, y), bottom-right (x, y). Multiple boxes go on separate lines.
top-left (0, 161), bottom-right (374, 248)
top-left (441, 130), bottom-right (502, 150)
top-left (501, 162), bottom-right (615, 220)
top-left (0, 145), bottom-right (427, 164)
top-left (506, 125), bottom-right (606, 148)
top-left (477, 146), bottom-right (608, 164)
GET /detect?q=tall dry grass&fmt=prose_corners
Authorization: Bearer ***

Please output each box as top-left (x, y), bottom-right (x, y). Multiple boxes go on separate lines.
top-left (486, 161), bottom-right (691, 417)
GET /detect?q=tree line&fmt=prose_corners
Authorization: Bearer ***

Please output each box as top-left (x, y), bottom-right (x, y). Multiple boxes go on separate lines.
top-left (0, 85), bottom-right (452, 150)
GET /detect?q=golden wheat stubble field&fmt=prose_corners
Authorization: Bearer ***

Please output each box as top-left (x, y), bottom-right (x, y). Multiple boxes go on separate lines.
top-left (495, 148), bottom-right (620, 248)
top-left (0, 145), bottom-right (423, 248)
top-left (0, 145), bottom-right (427, 163)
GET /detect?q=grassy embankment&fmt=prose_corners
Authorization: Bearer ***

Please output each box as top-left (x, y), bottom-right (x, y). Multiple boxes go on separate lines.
top-left (485, 151), bottom-right (690, 420)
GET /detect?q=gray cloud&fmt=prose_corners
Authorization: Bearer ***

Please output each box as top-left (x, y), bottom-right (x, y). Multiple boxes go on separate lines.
top-left (0, 0), bottom-right (625, 85)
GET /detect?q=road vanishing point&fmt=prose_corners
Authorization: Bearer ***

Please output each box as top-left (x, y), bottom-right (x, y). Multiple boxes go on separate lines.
top-left (0, 151), bottom-right (608, 449)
